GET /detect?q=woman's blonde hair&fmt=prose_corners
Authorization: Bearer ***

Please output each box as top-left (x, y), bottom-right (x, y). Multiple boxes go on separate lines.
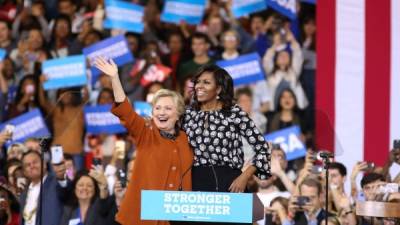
top-left (151, 89), bottom-right (185, 116)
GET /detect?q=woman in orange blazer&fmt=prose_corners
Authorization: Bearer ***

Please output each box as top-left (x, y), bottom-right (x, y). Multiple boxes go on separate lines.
top-left (95, 57), bottom-right (193, 225)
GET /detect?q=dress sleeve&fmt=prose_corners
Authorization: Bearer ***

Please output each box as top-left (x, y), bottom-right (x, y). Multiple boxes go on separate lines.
top-left (235, 107), bottom-right (271, 179)
top-left (111, 98), bottom-right (150, 147)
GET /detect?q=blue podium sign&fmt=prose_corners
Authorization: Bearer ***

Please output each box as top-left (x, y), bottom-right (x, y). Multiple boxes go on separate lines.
top-left (141, 190), bottom-right (254, 223)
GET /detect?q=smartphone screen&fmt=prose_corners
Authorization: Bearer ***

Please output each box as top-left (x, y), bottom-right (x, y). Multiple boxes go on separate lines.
top-left (51, 145), bottom-right (64, 164)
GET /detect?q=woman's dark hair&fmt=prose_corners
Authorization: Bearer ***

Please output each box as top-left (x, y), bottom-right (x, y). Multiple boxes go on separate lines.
top-left (272, 49), bottom-right (292, 74)
top-left (14, 74), bottom-right (40, 107)
top-left (96, 88), bottom-right (114, 104)
top-left (191, 65), bottom-right (234, 112)
top-left (275, 88), bottom-right (300, 113)
top-left (300, 16), bottom-right (316, 51)
top-left (56, 87), bottom-right (83, 111)
top-left (51, 14), bottom-right (72, 42)
top-left (69, 170), bottom-right (100, 207)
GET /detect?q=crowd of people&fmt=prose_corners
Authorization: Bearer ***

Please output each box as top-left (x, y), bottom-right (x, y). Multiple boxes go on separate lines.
top-left (0, 0), bottom-right (399, 225)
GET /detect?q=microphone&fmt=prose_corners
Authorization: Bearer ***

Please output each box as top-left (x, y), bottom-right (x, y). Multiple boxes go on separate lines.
top-left (178, 165), bottom-right (192, 191)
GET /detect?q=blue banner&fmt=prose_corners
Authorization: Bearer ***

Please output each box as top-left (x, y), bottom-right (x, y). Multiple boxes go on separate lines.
top-left (264, 125), bottom-right (306, 161)
top-left (103, 0), bottom-right (144, 33)
top-left (232, 0), bottom-right (267, 18)
top-left (216, 53), bottom-right (265, 87)
top-left (0, 109), bottom-right (50, 144)
top-left (84, 105), bottom-right (127, 135)
top-left (83, 35), bottom-right (134, 81)
top-left (266, 0), bottom-right (297, 20)
top-left (161, 0), bottom-right (206, 25)
top-left (0, 48), bottom-right (6, 61)
top-left (42, 55), bottom-right (87, 90)
top-left (141, 190), bottom-right (253, 223)
top-left (134, 101), bottom-right (152, 117)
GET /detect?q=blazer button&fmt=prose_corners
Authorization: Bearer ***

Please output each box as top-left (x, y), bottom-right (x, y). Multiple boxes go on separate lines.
top-left (171, 166), bottom-right (177, 171)
top-left (168, 183), bottom-right (174, 188)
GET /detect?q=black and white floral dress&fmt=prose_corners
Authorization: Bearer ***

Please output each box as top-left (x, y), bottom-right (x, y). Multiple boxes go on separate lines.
top-left (182, 105), bottom-right (271, 181)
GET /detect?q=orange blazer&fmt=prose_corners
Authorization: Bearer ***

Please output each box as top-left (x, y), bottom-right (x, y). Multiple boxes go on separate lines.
top-left (112, 98), bottom-right (193, 225)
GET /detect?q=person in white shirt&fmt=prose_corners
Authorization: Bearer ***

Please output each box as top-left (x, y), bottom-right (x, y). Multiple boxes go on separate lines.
top-left (20, 150), bottom-right (70, 225)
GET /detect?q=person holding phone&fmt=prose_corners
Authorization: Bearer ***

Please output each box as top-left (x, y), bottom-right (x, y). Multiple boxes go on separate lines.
top-left (288, 178), bottom-right (332, 225)
top-left (6, 75), bottom-right (40, 119)
top-left (94, 57), bottom-right (193, 225)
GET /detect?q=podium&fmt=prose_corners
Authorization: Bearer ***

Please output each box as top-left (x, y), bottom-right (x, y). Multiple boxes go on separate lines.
top-left (141, 190), bottom-right (264, 223)
top-left (356, 201), bottom-right (400, 218)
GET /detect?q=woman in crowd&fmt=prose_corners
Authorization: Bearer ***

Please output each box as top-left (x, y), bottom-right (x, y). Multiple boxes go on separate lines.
top-left (0, 184), bottom-right (19, 225)
top-left (262, 30), bottom-right (308, 111)
top-left (94, 57), bottom-right (193, 225)
top-left (49, 14), bottom-right (73, 58)
top-left (182, 65), bottom-right (271, 225)
top-left (59, 170), bottom-right (108, 225)
top-left (265, 196), bottom-right (289, 225)
top-left (268, 88), bottom-right (303, 133)
top-left (7, 74), bottom-right (40, 119)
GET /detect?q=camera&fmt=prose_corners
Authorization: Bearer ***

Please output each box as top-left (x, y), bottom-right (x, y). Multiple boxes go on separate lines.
top-left (295, 196), bottom-right (310, 206)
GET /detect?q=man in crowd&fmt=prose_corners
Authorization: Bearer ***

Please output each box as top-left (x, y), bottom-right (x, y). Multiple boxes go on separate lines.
top-left (178, 32), bottom-right (215, 82)
top-left (287, 178), bottom-right (330, 225)
top-left (20, 150), bottom-right (70, 225)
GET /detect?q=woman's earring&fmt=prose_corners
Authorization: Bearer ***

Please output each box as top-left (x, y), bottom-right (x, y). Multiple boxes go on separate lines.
top-left (216, 95), bottom-right (220, 100)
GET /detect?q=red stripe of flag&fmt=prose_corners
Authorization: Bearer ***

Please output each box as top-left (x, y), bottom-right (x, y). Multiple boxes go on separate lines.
top-left (316, 0), bottom-right (336, 152)
top-left (364, 0), bottom-right (391, 166)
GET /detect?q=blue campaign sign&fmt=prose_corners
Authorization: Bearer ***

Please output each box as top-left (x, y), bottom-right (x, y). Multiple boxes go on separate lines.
top-left (264, 125), bottom-right (306, 160)
top-left (232, 0), bottom-right (267, 18)
top-left (134, 101), bottom-right (152, 117)
top-left (84, 104), bottom-right (127, 135)
top-left (141, 190), bottom-right (253, 223)
top-left (83, 35), bottom-right (134, 79)
top-left (0, 109), bottom-right (50, 145)
top-left (217, 53), bottom-right (265, 87)
top-left (103, 0), bottom-right (144, 33)
top-left (266, 0), bottom-right (297, 20)
top-left (42, 55), bottom-right (87, 90)
top-left (0, 48), bottom-right (6, 61)
top-left (161, 0), bottom-right (206, 25)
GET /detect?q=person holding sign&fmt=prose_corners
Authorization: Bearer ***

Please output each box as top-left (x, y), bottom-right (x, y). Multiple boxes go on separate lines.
top-left (94, 57), bottom-right (193, 225)
top-left (182, 65), bottom-right (271, 224)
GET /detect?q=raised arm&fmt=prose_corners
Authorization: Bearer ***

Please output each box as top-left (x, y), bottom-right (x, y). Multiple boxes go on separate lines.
top-left (94, 57), bottom-right (126, 103)
top-left (94, 57), bottom-right (150, 146)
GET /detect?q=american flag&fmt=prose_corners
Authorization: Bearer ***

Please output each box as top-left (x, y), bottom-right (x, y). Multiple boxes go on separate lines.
top-left (315, 0), bottom-right (400, 174)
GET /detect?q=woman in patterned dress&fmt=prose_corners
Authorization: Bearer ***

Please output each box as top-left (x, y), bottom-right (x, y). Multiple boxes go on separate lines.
top-left (181, 65), bottom-right (271, 224)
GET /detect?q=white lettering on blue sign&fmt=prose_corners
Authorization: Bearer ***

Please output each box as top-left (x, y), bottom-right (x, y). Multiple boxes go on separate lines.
top-left (223, 60), bottom-right (261, 80)
top-left (164, 1), bottom-right (203, 16)
top-left (87, 41), bottom-right (128, 65)
top-left (163, 193), bottom-right (231, 216)
top-left (106, 7), bottom-right (142, 23)
top-left (86, 112), bottom-right (120, 126)
top-left (43, 63), bottom-right (84, 79)
top-left (13, 117), bottom-right (44, 140)
top-left (272, 133), bottom-right (303, 153)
